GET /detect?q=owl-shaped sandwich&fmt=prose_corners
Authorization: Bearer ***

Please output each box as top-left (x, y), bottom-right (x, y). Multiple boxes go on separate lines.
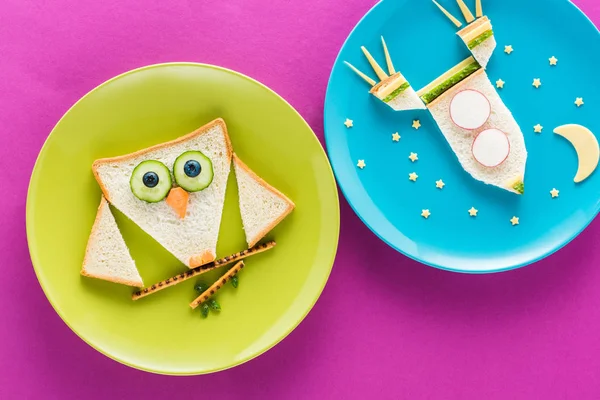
top-left (81, 118), bottom-right (295, 287)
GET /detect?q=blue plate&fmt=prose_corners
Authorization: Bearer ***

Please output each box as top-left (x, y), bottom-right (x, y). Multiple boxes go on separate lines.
top-left (324, 0), bottom-right (600, 273)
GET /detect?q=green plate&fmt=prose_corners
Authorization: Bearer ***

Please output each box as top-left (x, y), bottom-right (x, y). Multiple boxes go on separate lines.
top-left (26, 63), bottom-right (340, 375)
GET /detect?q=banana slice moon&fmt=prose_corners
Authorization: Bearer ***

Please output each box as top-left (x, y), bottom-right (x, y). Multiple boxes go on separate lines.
top-left (554, 124), bottom-right (599, 183)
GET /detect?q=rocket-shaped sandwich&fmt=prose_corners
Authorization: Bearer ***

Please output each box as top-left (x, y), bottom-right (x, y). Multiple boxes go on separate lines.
top-left (417, 56), bottom-right (527, 194)
top-left (433, 0), bottom-right (496, 68)
top-left (420, 0), bottom-right (525, 194)
top-left (344, 37), bottom-right (426, 111)
top-left (344, 0), bottom-right (527, 195)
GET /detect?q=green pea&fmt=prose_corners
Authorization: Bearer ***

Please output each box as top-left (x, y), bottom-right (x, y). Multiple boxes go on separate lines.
top-left (194, 282), bottom-right (208, 293)
top-left (200, 303), bottom-right (210, 318)
top-left (231, 275), bottom-right (239, 288)
top-left (208, 299), bottom-right (221, 311)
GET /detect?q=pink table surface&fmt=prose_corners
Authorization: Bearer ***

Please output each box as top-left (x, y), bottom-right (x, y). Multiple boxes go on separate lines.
top-left (2, 0), bottom-right (600, 398)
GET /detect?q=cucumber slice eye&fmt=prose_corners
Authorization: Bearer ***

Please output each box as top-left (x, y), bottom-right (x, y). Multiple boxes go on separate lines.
top-left (173, 151), bottom-right (214, 192)
top-left (130, 160), bottom-right (172, 202)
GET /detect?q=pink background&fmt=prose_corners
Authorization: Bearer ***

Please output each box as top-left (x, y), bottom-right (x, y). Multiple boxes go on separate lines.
top-left (2, 0), bottom-right (600, 398)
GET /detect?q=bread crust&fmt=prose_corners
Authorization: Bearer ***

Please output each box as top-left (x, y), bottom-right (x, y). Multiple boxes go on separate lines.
top-left (232, 153), bottom-right (295, 247)
top-left (92, 118), bottom-right (233, 203)
top-left (80, 196), bottom-right (144, 287)
top-left (81, 269), bottom-right (143, 287)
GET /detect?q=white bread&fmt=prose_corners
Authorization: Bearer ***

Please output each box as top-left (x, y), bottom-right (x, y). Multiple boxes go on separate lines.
top-left (92, 119), bottom-right (232, 268)
top-left (469, 35), bottom-right (496, 68)
top-left (457, 17), bottom-right (496, 68)
top-left (232, 154), bottom-right (295, 247)
top-left (81, 196), bottom-right (143, 287)
top-left (426, 69), bottom-right (527, 193)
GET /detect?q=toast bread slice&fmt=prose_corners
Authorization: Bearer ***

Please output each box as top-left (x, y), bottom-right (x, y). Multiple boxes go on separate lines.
top-left (81, 196), bottom-right (143, 287)
top-left (232, 154), bottom-right (295, 247)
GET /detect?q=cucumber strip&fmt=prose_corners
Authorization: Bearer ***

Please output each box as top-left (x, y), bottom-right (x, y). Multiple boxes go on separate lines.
top-left (382, 82), bottom-right (411, 103)
top-left (420, 61), bottom-right (481, 105)
top-left (467, 29), bottom-right (494, 50)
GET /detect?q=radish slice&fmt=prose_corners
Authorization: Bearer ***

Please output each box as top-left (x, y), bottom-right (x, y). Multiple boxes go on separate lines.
top-left (472, 129), bottom-right (510, 167)
top-left (450, 90), bottom-right (491, 130)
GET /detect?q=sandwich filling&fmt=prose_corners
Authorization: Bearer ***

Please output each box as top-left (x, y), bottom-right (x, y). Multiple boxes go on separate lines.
top-left (467, 29), bottom-right (494, 49)
top-left (458, 16), bottom-right (492, 40)
top-left (419, 58), bottom-right (482, 105)
top-left (370, 73), bottom-right (411, 103)
top-left (512, 180), bottom-right (525, 194)
top-left (382, 82), bottom-right (411, 103)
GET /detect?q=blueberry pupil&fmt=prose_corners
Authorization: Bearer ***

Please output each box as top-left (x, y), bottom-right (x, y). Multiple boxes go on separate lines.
top-left (143, 172), bottom-right (159, 188)
top-left (184, 160), bottom-right (201, 177)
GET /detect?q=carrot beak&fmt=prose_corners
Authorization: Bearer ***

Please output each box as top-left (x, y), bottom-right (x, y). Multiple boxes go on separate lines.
top-left (166, 187), bottom-right (189, 219)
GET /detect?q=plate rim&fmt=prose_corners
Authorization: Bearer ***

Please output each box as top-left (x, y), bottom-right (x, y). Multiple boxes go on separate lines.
top-left (26, 61), bottom-right (340, 375)
top-left (323, 0), bottom-right (600, 274)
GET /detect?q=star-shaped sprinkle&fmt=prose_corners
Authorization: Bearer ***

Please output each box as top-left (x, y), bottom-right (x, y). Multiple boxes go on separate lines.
top-left (504, 45), bottom-right (514, 54)
top-left (435, 179), bottom-right (445, 189)
top-left (510, 216), bottom-right (520, 226)
top-left (534, 124), bottom-right (543, 133)
top-left (575, 97), bottom-right (584, 107)
top-left (468, 207), bottom-right (478, 217)
top-left (409, 172), bottom-right (418, 182)
top-left (357, 159), bottom-right (366, 169)
top-left (412, 120), bottom-right (421, 130)
top-left (550, 188), bottom-right (560, 198)
top-left (421, 209), bottom-right (431, 219)
top-left (496, 79), bottom-right (505, 89)
top-left (344, 118), bottom-right (353, 128)
top-left (549, 56), bottom-right (558, 66)
top-left (532, 78), bottom-right (542, 88)
top-left (392, 132), bottom-right (401, 142)
top-left (409, 152), bottom-right (418, 162)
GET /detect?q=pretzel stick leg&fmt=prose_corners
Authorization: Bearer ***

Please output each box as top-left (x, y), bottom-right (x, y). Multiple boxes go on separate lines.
top-left (190, 260), bottom-right (245, 309)
top-left (132, 241), bottom-right (276, 301)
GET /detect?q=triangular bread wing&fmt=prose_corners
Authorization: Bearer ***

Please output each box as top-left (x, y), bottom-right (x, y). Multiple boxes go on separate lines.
top-left (232, 154), bottom-right (295, 247)
top-left (81, 196), bottom-right (144, 287)
top-left (92, 119), bottom-right (233, 268)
